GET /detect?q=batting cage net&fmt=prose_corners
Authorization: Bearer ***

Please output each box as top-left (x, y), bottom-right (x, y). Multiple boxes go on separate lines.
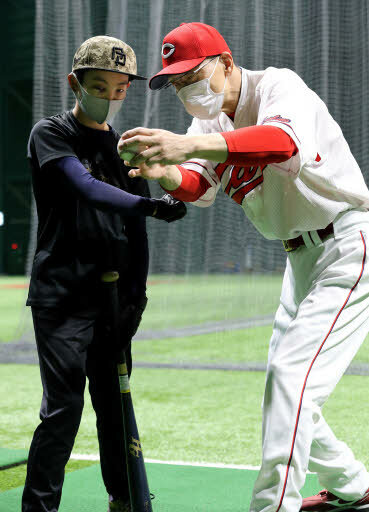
top-left (4, 0), bottom-right (369, 365)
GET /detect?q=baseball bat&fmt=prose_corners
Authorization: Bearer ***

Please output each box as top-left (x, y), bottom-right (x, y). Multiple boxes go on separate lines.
top-left (101, 271), bottom-right (153, 512)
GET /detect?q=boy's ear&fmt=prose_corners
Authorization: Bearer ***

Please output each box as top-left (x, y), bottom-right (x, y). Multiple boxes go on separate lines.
top-left (68, 73), bottom-right (79, 93)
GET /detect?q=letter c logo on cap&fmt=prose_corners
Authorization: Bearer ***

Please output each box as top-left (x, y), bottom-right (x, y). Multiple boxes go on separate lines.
top-left (161, 43), bottom-right (175, 59)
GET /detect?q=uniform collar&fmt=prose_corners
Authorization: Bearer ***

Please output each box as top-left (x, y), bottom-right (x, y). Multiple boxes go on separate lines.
top-left (218, 67), bottom-right (248, 132)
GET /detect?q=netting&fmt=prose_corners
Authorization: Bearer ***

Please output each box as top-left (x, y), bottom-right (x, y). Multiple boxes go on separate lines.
top-left (9, 0), bottom-right (369, 349)
top-left (26, 0), bottom-right (369, 276)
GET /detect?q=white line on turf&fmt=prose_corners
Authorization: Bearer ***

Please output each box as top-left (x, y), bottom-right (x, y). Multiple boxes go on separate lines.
top-left (145, 459), bottom-right (261, 471)
top-left (71, 454), bottom-right (100, 461)
top-left (70, 454), bottom-right (260, 470)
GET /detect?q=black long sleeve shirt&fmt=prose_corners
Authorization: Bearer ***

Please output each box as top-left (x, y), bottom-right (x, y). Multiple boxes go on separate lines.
top-left (27, 111), bottom-right (151, 309)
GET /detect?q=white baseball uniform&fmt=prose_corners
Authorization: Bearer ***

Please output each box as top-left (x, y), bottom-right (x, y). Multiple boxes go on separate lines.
top-left (180, 67), bottom-right (369, 511)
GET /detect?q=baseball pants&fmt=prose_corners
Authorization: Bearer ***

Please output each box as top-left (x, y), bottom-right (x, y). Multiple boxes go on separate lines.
top-left (250, 209), bottom-right (369, 512)
top-left (22, 306), bottom-right (132, 512)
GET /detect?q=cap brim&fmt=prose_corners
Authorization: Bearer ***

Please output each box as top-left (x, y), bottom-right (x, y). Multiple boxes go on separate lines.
top-left (129, 73), bottom-right (147, 81)
top-left (149, 57), bottom-right (206, 90)
top-left (72, 66), bottom-right (147, 80)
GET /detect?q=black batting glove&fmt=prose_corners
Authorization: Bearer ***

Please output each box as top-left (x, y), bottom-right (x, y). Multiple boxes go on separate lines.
top-left (150, 194), bottom-right (187, 223)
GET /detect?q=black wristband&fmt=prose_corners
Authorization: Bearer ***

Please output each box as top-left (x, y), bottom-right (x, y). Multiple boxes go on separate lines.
top-left (142, 198), bottom-right (157, 217)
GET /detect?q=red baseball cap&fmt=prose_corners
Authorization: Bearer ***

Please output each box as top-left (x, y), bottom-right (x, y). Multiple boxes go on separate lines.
top-left (149, 22), bottom-right (231, 90)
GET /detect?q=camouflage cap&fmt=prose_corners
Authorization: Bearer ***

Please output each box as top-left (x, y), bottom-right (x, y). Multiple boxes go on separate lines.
top-left (72, 35), bottom-right (146, 80)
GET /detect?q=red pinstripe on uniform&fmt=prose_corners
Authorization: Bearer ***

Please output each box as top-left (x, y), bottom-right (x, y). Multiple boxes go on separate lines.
top-left (275, 231), bottom-right (367, 512)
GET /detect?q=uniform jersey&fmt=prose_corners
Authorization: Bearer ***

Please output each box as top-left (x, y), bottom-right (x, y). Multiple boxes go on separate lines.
top-left (182, 67), bottom-right (369, 240)
top-left (27, 111), bottom-right (150, 309)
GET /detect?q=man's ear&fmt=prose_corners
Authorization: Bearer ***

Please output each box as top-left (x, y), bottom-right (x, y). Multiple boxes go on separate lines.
top-left (68, 73), bottom-right (79, 94)
top-left (220, 52), bottom-right (233, 76)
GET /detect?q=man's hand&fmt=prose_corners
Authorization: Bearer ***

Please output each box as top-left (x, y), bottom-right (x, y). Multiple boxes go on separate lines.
top-left (118, 127), bottom-right (228, 191)
top-left (118, 127), bottom-right (195, 167)
top-left (117, 127), bottom-right (228, 168)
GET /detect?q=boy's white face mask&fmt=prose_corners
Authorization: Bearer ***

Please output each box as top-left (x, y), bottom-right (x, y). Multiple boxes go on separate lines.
top-left (72, 73), bottom-right (125, 124)
top-left (177, 57), bottom-right (227, 120)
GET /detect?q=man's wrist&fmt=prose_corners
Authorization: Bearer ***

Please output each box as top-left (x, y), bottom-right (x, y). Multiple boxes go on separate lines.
top-left (184, 135), bottom-right (198, 161)
top-left (191, 133), bottom-right (228, 163)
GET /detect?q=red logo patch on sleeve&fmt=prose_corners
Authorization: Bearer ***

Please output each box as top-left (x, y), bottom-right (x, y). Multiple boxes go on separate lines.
top-left (261, 115), bottom-right (301, 144)
top-left (262, 114), bottom-right (291, 124)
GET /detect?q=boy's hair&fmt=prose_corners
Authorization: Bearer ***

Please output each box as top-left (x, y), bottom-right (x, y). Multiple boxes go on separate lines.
top-left (74, 69), bottom-right (86, 85)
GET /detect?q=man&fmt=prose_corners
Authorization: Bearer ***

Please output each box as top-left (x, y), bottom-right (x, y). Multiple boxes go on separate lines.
top-left (118, 22), bottom-right (369, 512)
top-left (23, 35), bottom-right (186, 512)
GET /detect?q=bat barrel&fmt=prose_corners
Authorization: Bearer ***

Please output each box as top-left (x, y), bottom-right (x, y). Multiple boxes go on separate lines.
top-left (100, 270), bottom-right (153, 512)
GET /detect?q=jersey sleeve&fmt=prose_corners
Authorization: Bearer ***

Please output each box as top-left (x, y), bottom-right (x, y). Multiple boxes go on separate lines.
top-left (179, 117), bottom-right (221, 207)
top-left (256, 68), bottom-right (318, 175)
top-left (28, 118), bottom-right (77, 168)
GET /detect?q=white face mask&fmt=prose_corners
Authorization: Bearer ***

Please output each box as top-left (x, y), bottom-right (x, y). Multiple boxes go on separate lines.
top-left (177, 57), bottom-right (227, 120)
top-left (72, 73), bottom-right (125, 124)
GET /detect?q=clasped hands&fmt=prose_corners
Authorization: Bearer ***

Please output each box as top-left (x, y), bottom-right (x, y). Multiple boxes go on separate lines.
top-left (117, 127), bottom-right (194, 178)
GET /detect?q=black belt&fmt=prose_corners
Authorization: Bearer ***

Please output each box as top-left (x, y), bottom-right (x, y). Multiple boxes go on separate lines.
top-left (282, 223), bottom-right (334, 252)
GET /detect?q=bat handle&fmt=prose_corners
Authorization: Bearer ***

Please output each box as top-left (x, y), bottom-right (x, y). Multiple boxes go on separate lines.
top-left (100, 271), bottom-right (129, 390)
top-left (118, 352), bottom-right (131, 394)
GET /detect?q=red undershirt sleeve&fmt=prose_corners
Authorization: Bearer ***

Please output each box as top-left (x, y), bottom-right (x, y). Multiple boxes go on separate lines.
top-left (160, 166), bottom-right (211, 202)
top-left (221, 125), bottom-right (298, 166)
top-left (160, 125), bottom-right (298, 203)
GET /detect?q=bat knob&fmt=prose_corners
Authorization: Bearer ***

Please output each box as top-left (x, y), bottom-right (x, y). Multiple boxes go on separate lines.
top-left (101, 271), bottom-right (120, 283)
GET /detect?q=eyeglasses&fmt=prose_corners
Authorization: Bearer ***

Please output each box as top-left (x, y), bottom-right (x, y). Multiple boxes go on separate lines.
top-left (159, 56), bottom-right (218, 90)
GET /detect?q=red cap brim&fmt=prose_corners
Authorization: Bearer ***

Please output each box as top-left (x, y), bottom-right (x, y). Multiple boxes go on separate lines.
top-left (149, 56), bottom-right (206, 90)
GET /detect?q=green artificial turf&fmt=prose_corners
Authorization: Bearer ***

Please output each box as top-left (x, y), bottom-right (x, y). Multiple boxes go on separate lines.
top-left (142, 273), bottom-right (283, 330)
top-left (133, 324), bottom-right (369, 365)
top-left (132, 325), bottom-right (273, 364)
top-left (0, 277), bottom-right (29, 342)
top-left (0, 462), bottom-right (322, 511)
top-left (0, 274), bottom-right (283, 343)
top-left (0, 277), bottom-right (29, 285)
top-left (350, 336), bottom-right (369, 364)
top-left (0, 364), bottom-right (265, 465)
top-left (1, 364), bottom-right (369, 477)
top-left (3, 274), bottom-right (369, 362)
top-left (1, 271), bottom-right (369, 498)
top-left (0, 448), bottom-right (28, 469)
top-left (0, 459), bottom-right (97, 493)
